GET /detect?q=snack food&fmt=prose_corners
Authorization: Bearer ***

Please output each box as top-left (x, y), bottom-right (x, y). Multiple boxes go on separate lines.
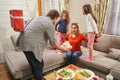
top-left (61, 41), bottom-right (72, 48)
top-left (56, 68), bottom-right (75, 80)
top-left (75, 72), bottom-right (85, 80)
top-left (67, 64), bottom-right (78, 71)
top-left (75, 69), bottom-right (95, 80)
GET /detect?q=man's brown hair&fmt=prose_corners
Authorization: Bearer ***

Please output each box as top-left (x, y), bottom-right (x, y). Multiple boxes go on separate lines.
top-left (47, 9), bottom-right (60, 19)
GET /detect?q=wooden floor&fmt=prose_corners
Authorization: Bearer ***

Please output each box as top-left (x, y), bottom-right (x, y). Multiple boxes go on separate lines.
top-left (0, 62), bottom-right (15, 80)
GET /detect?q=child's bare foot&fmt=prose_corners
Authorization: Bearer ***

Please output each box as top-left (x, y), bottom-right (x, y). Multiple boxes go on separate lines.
top-left (84, 55), bottom-right (93, 62)
top-left (89, 57), bottom-right (93, 61)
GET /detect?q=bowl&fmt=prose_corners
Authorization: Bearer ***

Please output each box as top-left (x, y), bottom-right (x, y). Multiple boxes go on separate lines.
top-left (75, 69), bottom-right (95, 80)
top-left (56, 68), bottom-right (75, 80)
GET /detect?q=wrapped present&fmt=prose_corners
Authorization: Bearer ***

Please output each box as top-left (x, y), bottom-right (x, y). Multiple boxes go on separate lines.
top-left (9, 10), bottom-right (24, 31)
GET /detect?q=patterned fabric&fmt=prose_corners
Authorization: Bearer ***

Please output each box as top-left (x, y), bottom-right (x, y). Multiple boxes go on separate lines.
top-left (18, 16), bottom-right (56, 62)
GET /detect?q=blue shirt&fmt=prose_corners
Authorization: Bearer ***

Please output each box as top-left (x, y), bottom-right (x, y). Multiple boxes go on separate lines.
top-left (55, 19), bottom-right (67, 33)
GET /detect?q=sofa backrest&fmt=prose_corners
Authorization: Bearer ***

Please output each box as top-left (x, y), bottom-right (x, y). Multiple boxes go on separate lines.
top-left (93, 34), bottom-right (120, 53)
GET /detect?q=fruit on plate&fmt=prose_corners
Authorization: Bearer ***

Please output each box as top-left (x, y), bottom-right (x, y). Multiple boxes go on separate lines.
top-left (92, 77), bottom-right (98, 80)
top-left (80, 70), bottom-right (91, 78)
top-left (67, 65), bottom-right (77, 71)
top-left (56, 68), bottom-right (75, 80)
top-left (57, 78), bottom-right (62, 80)
top-left (91, 76), bottom-right (99, 80)
top-left (75, 72), bottom-right (85, 80)
top-left (76, 69), bottom-right (95, 80)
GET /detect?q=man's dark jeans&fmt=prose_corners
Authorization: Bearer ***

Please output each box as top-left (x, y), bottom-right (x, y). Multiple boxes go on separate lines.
top-left (23, 51), bottom-right (44, 80)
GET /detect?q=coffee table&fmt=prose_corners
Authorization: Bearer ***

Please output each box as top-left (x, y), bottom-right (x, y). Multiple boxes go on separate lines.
top-left (44, 64), bottom-right (104, 80)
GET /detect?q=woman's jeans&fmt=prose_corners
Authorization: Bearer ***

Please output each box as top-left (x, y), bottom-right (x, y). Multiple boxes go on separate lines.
top-left (66, 50), bottom-right (82, 65)
top-left (23, 51), bottom-right (44, 80)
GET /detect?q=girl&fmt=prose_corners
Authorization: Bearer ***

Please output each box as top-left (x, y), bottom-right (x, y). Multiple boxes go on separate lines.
top-left (66, 23), bottom-right (88, 65)
top-left (55, 10), bottom-right (70, 54)
top-left (82, 4), bottom-right (99, 61)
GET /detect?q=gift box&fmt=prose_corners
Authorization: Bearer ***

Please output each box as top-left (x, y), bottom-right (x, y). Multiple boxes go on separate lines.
top-left (9, 10), bottom-right (24, 31)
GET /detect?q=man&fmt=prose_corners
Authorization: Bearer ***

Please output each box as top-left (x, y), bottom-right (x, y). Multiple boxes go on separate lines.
top-left (18, 9), bottom-right (69, 80)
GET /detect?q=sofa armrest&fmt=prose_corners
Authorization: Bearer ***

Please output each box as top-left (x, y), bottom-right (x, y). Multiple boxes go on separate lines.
top-left (0, 42), bottom-right (4, 62)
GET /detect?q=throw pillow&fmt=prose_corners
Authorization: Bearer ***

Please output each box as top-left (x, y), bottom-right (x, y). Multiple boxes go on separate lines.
top-left (106, 48), bottom-right (120, 60)
top-left (118, 55), bottom-right (120, 62)
top-left (11, 35), bottom-right (22, 52)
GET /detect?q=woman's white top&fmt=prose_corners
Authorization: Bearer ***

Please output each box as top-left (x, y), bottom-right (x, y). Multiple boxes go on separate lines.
top-left (86, 13), bottom-right (98, 34)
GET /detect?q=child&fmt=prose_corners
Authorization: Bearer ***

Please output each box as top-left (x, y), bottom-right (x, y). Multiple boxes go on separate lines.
top-left (82, 4), bottom-right (100, 61)
top-left (55, 10), bottom-right (70, 54)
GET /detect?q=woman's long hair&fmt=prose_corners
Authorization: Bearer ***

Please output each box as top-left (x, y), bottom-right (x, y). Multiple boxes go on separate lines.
top-left (83, 4), bottom-right (97, 23)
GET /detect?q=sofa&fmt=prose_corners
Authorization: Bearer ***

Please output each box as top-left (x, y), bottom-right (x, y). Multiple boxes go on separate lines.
top-left (3, 34), bottom-right (120, 80)
top-left (3, 35), bottom-right (66, 80)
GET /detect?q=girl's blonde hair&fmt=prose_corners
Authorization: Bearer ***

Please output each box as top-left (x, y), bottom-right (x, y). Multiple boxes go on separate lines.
top-left (61, 10), bottom-right (70, 24)
top-left (70, 23), bottom-right (80, 35)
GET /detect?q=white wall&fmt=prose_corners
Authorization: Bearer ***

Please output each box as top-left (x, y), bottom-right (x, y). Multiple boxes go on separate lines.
top-left (69, 0), bottom-right (95, 33)
top-left (0, 0), bottom-right (95, 42)
top-left (0, 0), bottom-right (38, 41)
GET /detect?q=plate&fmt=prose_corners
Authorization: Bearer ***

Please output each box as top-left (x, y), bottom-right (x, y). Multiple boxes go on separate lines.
top-left (56, 68), bottom-right (75, 80)
top-left (75, 69), bottom-right (95, 80)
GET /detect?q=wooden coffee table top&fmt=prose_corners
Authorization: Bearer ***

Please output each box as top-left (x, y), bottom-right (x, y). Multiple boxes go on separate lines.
top-left (44, 64), bottom-right (104, 80)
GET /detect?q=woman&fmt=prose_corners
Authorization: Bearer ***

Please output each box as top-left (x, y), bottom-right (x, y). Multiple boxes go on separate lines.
top-left (18, 9), bottom-right (69, 80)
top-left (66, 23), bottom-right (88, 65)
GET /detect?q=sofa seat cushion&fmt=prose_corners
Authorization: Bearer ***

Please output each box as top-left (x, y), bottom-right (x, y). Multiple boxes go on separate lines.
top-left (81, 46), bottom-right (108, 56)
top-left (106, 48), bottom-right (120, 61)
top-left (110, 64), bottom-right (120, 80)
top-left (77, 47), bottom-right (119, 74)
top-left (43, 49), bottom-right (66, 72)
top-left (4, 49), bottom-right (66, 79)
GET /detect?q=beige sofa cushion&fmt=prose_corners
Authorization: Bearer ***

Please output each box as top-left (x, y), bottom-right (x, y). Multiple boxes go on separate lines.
top-left (110, 64), bottom-right (120, 80)
top-left (93, 34), bottom-right (113, 53)
top-left (112, 35), bottom-right (120, 49)
top-left (43, 49), bottom-right (66, 72)
top-left (106, 48), bottom-right (120, 61)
